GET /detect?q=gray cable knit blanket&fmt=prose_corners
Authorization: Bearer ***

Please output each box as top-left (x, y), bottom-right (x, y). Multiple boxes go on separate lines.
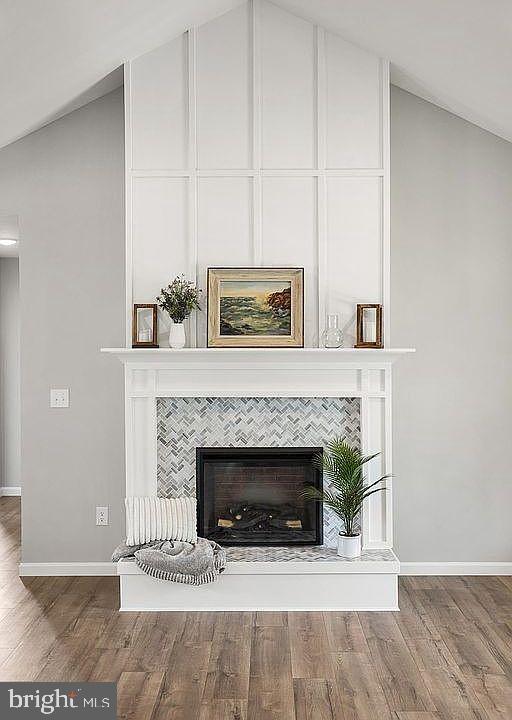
top-left (112, 538), bottom-right (226, 585)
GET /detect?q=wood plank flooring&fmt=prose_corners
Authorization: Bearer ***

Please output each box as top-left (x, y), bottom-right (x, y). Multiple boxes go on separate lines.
top-left (1, 496), bottom-right (512, 719)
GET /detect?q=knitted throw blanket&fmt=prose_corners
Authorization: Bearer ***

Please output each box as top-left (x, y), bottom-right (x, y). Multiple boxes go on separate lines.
top-left (132, 538), bottom-right (226, 585)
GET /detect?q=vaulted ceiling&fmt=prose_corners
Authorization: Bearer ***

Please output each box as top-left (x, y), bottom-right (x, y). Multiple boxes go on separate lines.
top-left (0, 0), bottom-right (242, 149)
top-left (1, 0), bottom-right (511, 150)
top-left (278, 0), bottom-right (512, 142)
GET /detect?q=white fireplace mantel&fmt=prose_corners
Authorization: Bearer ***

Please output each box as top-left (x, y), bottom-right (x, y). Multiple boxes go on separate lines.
top-left (101, 347), bottom-right (414, 366)
top-left (102, 347), bottom-right (415, 398)
top-left (103, 346), bottom-right (414, 548)
top-left (103, 346), bottom-right (414, 611)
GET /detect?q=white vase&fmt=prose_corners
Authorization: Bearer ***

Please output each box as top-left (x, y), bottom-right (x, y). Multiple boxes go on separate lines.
top-left (337, 533), bottom-right (361, 558)
top-left (169, 322), bottom-right (186, 349)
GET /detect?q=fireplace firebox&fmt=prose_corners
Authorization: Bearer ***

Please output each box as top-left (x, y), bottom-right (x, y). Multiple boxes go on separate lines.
top-left (196, 447), bottom-right (323, 546)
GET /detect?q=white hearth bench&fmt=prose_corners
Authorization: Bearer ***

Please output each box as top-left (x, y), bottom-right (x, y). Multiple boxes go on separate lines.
top-left (117, 546), bottom-right (399, 611)
top-left (103, 347), bottom-right (414, 612)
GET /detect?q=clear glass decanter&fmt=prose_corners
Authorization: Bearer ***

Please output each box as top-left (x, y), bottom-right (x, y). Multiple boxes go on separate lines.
top-left (322, 313), bottom-right (343, 348)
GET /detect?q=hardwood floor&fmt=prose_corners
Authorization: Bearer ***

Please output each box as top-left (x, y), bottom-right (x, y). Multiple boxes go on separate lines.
top-left (1, 496), bottom-right (512, 719)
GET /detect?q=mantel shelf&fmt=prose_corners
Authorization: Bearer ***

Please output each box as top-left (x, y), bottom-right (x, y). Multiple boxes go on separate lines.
top-left (101, 347), bottom-right (415, 367)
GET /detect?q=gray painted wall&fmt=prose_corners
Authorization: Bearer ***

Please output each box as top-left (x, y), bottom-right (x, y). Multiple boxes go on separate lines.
top-left (0, 89), bottom-right (125, 562)
top-left (391, 86), bottom-right (512, 562)
top-left (1, 82), bottom-right (511, 564)
top-left (0, 258), bottom-right (20, 489)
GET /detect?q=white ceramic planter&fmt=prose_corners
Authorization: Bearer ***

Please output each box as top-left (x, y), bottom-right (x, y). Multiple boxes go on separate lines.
top-left (169, 322), bottom-right (186, 349)
top-left (337, 534), bottom-right (361, 558)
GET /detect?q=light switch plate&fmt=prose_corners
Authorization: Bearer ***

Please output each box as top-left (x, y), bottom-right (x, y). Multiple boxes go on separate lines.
top-left (50, 388), bottom-right (69, 408)
top-left (96, 506), bottom-right (109, 526)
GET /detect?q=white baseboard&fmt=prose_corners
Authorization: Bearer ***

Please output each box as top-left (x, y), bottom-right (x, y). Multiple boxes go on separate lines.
top-left (18, 561), bottom-right (512, 579)
top-left (400, 562), bottom-right (512, 576)
top-left (0, 486), bottom-right (21, 497)
top-left (19, 562), bottom-right (117, 577)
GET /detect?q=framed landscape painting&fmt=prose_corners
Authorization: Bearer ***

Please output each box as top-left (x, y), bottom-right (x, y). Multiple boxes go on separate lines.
top-left (207, 268), bottom-right (304, 347)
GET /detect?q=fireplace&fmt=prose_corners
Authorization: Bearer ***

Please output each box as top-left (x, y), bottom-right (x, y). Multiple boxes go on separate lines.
top-left (196, 447), bottom-right (323, 546)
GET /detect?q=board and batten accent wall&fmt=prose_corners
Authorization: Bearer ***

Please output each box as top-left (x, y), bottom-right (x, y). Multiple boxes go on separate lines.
top-left (125, 0), bottom-right (389, 348)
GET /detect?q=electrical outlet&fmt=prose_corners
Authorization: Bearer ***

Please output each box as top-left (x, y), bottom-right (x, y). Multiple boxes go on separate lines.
top-left (96, 506), bottom-right (109, 526)
top-left (50, 388), bottom-right (69, 408)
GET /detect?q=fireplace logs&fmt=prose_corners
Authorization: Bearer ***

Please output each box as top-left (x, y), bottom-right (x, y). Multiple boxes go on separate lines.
top-left (213, 502), bottom-right (303, 541)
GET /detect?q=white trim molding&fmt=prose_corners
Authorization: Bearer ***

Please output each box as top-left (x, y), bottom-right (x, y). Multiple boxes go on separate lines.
top-left (103, 346), bottom-right (415, 551)
top-left (0, 486), bottom-right (21, 497)
top-left (18, 560), bottom-right (512, 579)
top-left (19, 562), bottom-right (117, 577)
top-left (400, 562), bottom-right (512, 576)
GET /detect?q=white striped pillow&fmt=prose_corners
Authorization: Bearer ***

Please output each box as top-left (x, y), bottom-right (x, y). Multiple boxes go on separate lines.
top-left (125, 496), bottom-right (197, 546)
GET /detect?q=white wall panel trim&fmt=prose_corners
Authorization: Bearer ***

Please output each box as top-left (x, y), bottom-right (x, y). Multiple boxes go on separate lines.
top-left (126, 0), bottom-right (389, 349)
top-left (381, 59), bottom-right (391, 345)
top-left (189, 174), bottom-right (199, 348)
top-left (199, 169), bottom-right (256, 177)
top-left (187, 28), bottom-right (199, 347)
top-left (251, 0), bottom-right (262, 170)
top-left (187, 29), bottom-right (198, 170)
top-left (315, 26), bottom-right (326, 171)
top-left (124, 62), bottom-right (134, 347)
top-left (316, 174), bottom-right (327, 348)
top-left (251, 0), bottom-right (263, 263)
top-left (252, 176), bottom-right (263, 264)
top-left (132, 169), bottom-right (192, 178)
top-left (315, 24), bottom-right (327, 345)
top-left (131, 168), bottom-right (384, 179)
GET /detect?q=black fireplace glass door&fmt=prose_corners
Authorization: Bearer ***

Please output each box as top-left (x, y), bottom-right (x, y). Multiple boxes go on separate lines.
top-left (196, 448), bottom-right (323, 546)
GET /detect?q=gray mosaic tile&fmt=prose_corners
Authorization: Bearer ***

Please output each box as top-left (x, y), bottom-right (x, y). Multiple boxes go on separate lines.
top-left (156, 396), bottom-right (361, 548)
top-left (225, 546), bottom-right (395, 563)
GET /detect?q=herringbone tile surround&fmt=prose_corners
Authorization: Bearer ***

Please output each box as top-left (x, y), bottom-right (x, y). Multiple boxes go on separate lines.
top-left (157, 397), bottom-right (360, 547)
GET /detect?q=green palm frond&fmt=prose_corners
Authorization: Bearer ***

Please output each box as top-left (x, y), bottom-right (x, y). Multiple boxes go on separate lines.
top-left (302, 437), bottom-right (388, 537)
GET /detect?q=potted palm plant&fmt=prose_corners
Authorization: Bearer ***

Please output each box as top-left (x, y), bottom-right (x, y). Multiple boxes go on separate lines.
top-left (301, 438), bottom-right (389, 558)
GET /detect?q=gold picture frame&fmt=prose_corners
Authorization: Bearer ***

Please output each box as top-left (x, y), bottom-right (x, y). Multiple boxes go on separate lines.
top-left (207, 268), bottom-right (304, 348)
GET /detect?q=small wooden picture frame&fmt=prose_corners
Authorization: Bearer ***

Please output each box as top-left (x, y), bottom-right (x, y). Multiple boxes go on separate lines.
top-left (132, 304), bottom-right (159, 348)
top-left (355, 304), bottom-right (383, 348)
